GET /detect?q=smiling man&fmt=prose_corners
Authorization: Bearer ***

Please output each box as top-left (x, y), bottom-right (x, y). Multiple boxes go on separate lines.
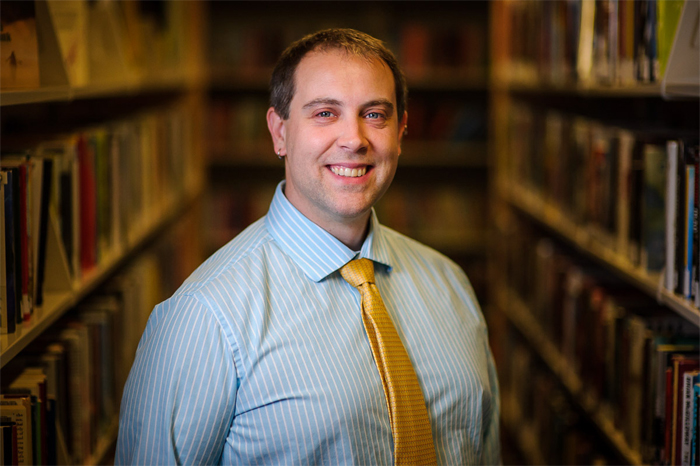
top-left (116, 29), bottom-right (501, 465)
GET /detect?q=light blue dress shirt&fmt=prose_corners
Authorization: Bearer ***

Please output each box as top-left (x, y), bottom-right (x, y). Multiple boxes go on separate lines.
top-left (116, 181), bottom-right (500, 465)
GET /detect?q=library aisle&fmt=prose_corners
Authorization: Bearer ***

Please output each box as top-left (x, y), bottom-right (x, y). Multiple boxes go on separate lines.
top-left (1, 1), bottom-right (698, 465)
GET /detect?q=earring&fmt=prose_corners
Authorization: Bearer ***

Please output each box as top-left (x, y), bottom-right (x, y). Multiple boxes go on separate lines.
top-left (277, 150), bottom-right (284, 160)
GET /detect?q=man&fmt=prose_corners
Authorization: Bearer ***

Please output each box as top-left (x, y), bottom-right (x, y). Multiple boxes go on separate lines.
top-left (116, 28), bottom-right (500, 465)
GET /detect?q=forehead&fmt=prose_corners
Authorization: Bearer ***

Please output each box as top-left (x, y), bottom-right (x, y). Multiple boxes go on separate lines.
top-left (292, 49), bottom-right (396, 104)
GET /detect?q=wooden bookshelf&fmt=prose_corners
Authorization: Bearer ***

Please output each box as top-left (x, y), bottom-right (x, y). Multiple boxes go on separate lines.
top-left (0, 186), bottom-right (203, 368)
top-left (491, 78), bottom-right (664, 98)
top-left (496, 288), bottom-right (644, 466)
top-left (498, 180), bottom-right (700, 326)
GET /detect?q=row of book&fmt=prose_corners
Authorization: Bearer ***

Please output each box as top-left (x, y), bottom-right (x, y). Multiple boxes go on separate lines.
top-left (502, 0), bottom-right (684, 86)
top-left (501, 335), bottom-right (617, 465)
top-left (208, 8), bottom-right (486, 81)
top-left (0, 206), bottom-right (202, 465)
top-left (1, 0), bottom-right (195, 90)
top-left (1, 102), bottom-right (200, 335)
top-left (505, 102), bottom-right (699, 303)
top-left (496, 214), bottom-right (700, 464)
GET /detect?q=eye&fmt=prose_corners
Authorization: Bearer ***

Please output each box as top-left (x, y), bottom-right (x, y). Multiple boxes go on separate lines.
top-left (365, 112), bottom-right (385, 120)
top-left (316, 111), bottom-right (334, 118)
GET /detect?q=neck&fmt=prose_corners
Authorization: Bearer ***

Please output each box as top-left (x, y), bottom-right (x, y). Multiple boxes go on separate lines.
top-left (322, 214), bottom-right (370, 251)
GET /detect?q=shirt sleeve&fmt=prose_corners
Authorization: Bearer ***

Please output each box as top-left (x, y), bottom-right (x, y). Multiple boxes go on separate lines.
top-left (115, 293), bottom-right (237, 465)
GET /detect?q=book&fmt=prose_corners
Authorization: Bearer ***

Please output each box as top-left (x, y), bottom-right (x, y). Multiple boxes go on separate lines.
top-left (0, 0), bottom-right (40, 89)
top-left (683, 165), bottom-right (696, 298)
top-left (3, 168), bottom-right (20, 329)
top-left (666, 140), bottom-right (679, 291)
top-left (0, 418), bottom-right (19, 466)
top-left (34, 157), bottom-right (52, 308)
top-left (692, 383), bottom-right (700, 466)
top-left (656, 0), bottom-right (684, 80)
top-left (0, 396), bottom-right (32, 466)
top-left (0, 170), bottom-right (12, 334)
top-left (681, 370), bottom-right (700, 465)
top-left (675, 140), bottom-right (688, 296)
top-left (672, 356), bottom-right (700, 465)
top-left (642, 142), bottom-right (668, 273)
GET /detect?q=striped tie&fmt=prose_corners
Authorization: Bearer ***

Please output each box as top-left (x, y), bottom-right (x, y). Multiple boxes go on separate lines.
top-left (340, 258), bottom-right (437, 465)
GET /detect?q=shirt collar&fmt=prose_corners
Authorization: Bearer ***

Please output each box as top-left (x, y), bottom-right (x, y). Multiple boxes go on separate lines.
top-left (265, 181), bottom-right (393, 282)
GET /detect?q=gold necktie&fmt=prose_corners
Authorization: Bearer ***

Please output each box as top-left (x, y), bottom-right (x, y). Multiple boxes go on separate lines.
top-left (340, 258), bottom-right (437, 466)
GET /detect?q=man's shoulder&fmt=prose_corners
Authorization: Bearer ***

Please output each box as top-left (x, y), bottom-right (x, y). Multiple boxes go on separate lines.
top-left (177, 217), bottom-right (274, 296)
top-left (379, 223), bottom-right (460, 271)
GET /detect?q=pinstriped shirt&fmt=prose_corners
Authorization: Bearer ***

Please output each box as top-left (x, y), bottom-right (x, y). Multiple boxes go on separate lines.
top-left (116, 181), bottom-right (501, 465)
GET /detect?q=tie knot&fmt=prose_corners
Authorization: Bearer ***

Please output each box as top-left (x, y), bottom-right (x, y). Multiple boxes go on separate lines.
top-left (340, 258), bottom-right (375, 288)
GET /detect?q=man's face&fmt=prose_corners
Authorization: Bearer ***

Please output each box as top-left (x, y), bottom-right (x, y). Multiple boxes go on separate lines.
top-left (272, 49), bottom-right (406, 236)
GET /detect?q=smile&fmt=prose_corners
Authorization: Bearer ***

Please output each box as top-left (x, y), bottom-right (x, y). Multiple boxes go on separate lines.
top-left (330, 166), bottom-right (368, 177)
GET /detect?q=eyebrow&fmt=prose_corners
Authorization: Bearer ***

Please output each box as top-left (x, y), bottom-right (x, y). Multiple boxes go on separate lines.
top-left (363, 99), bottom-right (394, 114)
top-left (302, 98), bottom-right (343, 110)
top-left (302, 98), bottom-right (395, 115)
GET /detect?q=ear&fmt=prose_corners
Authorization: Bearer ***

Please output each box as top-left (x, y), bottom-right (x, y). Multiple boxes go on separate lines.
top-left (267, 107), bottom-right (286, 156)
top-left (397, 111), bottom-right (408, 156)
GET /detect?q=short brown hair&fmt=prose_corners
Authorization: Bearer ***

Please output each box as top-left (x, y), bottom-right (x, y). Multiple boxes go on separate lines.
top-left (269, 28), bottom-right (407, 121)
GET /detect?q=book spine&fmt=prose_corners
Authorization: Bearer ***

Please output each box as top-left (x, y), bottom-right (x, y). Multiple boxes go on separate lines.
top-left (681, 372), bottom-right (699, 465)
top-left (666, 141), bottom-right (679, 290)
top-left (0, 171), bottom-right (11, 334)
top-left (685, 167), bottom-right (695, 299)
top-left (692, 383), bottom-right (700, 466)
top-left (4, 170), bottom-right (19, 331)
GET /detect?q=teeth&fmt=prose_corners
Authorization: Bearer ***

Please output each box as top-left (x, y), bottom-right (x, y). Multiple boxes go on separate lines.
top-left (332, 166), bottom-right (367, 177)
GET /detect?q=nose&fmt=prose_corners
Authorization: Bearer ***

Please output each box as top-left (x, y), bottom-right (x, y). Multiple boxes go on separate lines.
top-left (337, 116), bottom-right (369, 154)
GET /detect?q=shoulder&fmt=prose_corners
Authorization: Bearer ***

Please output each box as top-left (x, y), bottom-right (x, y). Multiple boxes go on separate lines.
top-left (379, 224), bottom-right (465, 277)
top-left (177, 217), bottom-right (274, 296)
top-left (378, 224), bottom-right (481, 314)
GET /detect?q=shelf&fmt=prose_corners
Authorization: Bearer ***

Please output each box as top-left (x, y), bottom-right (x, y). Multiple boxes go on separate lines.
top-left (0, 186), bottom-right (204, 368)
top-left (492, 76), bottom-right (664, 98)
top-left (0, 73), bottom-right (197, 107)
top-left (499, 181), bottom-right (700, 327)
top-left (496, 288), bottom-right (644, 466)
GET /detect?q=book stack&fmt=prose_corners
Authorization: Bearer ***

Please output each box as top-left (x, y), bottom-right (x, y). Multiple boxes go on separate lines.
top-left (500, 0), bottom-right (686, 86)
top-left (501, 335), bottom-right (616, 465)
top-left (497, 214), bottom-right (700, 464)
top-left (1, 103), bottom-right (201, 336)
top-left (504, 102), bottom-right (699, 305)
top-left (0, 208), bottom-right (201, 464)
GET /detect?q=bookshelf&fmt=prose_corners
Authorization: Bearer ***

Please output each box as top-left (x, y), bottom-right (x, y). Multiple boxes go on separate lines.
top-left (0, 1), bottom-right (206, 464)
top-left (205, 0), bottom-right (491, 301)
top-left (489, 0), bottom-right (700, 464)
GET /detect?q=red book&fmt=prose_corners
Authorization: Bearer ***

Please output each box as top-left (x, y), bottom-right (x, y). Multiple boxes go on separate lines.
top-left (77, 134), bottom-right (97, 273)
top-left (672, 356), bottom-right (700, 465)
